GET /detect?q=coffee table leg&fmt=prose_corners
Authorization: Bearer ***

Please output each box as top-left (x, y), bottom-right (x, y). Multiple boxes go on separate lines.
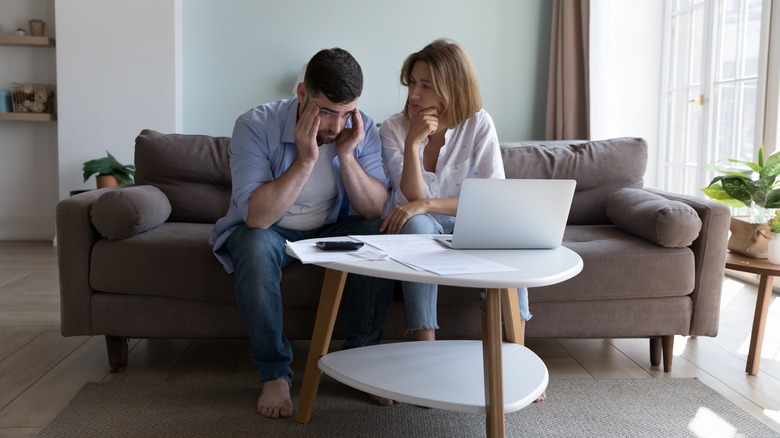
top-left (482, 288), bottom-right (506, 438)
top-left (746, 274), bottom-right (774, 375)
top-left (500, 288), bottom-right (524, 345)
top-left (294, 268), bottom-right (349, 424)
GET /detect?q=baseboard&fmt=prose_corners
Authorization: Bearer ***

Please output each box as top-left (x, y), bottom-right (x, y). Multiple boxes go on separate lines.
top-left (0, 215), bottom-right (55, 241)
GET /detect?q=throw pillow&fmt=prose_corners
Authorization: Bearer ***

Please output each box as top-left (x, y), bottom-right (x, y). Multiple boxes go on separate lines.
top-left (606, 188), bottom-right (702, 248)
top-left (90, 185), bottom-right (172, 240)
top-left (500, 137), bottom-right (647, 225)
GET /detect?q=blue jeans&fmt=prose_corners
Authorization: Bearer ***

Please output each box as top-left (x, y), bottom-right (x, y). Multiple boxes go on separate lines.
top-left (400, 215), bottom-right (440, 330)
top-left (401, 215), bottom-right (532, 331)
top-left (225, 216), bottom-right (394, 384)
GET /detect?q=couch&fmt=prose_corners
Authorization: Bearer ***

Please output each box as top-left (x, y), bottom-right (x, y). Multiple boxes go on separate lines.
top-left (56, 130), bottom-right (731, 373)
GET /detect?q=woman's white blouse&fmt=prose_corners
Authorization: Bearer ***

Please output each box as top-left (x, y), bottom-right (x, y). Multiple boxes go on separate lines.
top-left (379, 109), bottom-right (505, 234)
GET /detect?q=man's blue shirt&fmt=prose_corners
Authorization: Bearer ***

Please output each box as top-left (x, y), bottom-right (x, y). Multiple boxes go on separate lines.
top-left (209, 96), bottom-right (388, 272)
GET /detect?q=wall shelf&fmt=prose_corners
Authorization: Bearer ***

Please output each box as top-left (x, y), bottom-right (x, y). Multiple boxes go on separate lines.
top-left (0, 112), bottom-right (56, 122)
top-left (0, 35), bottom-right (55, 47)
top-left (1, 35), bottom-right (57, 122)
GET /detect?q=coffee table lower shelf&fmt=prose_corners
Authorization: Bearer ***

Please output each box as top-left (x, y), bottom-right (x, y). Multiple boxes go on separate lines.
top-left (319, 340), bottom-right (548, 414)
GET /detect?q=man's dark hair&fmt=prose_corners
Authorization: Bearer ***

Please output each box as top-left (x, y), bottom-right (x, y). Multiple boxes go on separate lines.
top-left (304, 48), bottom-right (363, 103)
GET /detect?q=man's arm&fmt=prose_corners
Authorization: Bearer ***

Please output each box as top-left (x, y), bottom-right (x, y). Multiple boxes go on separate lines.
top-left (245, 158), bottom-right (315, 229)
top-left (244, 101), bottom-right (323, 229)
top-left (337, 110), bottom-right (388, 220)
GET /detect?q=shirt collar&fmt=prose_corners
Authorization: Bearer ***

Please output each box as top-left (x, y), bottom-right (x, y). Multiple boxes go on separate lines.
top-left (281, 97), bottom-right (299, 144)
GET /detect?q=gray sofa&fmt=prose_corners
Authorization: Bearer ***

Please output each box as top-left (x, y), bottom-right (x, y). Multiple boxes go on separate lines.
top-left (56, 130), bottom-right (731, 373)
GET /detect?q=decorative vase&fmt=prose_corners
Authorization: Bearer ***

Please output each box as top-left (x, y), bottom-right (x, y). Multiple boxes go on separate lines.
top-left (769, 234), bottom-right (780, 264)
top-left (28, 20), bottom-right (45, 37)
top-left (727, 216), bottom-right (771, 258)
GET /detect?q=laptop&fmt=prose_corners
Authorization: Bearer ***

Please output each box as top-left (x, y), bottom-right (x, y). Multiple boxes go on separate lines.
top-left (434, 178), bottom-right (576, 249)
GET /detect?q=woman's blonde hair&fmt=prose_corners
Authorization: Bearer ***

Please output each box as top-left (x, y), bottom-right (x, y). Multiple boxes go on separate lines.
top-left (400, 38), bottom-right (482, 129)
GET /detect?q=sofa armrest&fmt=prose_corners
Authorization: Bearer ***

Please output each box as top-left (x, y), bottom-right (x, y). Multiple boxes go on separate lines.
top-left (646, 188), bottom-right (731, 336)
top-left (55, 188), bottom-right (115, 336)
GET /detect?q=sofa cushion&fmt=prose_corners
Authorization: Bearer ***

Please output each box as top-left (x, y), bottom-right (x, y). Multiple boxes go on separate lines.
top-left (607, 188), bottom-right (702, 248)
top-left (530, 225), bottom-right (695, 302)
top-left (133, 129), bottom-right (232, 223)
top-left (500, 137), bottom-right (647, 224)
top-left (90, 223), bottom-right (332, 308)
top-left (90, 185), bottom-right (171, 240)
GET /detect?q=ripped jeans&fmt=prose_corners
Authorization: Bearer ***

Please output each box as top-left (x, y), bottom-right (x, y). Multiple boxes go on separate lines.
top-left (400, 215), bottom-right (532, 332)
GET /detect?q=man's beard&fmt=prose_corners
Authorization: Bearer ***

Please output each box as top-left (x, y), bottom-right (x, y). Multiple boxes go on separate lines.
top-left (317, 131), bottom-right (338, 145)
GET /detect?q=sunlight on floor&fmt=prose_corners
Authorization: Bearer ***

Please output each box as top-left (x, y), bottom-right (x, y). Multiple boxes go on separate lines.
top-left (720, 277), bottom-right (748, 309)
top-left (765, 409), bottom-right (780, 425)
top-left (673, 335), bottom-right (689, 356)
top-left (688, 407), bottom-right (738, 438)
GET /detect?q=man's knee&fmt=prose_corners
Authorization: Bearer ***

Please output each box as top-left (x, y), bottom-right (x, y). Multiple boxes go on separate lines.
top-left (228, 225), bottom-right (284, 262)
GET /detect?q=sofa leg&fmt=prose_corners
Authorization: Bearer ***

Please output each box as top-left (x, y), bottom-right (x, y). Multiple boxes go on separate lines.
top-left (661, 335), bottom-right (674, 372)
top-left (105, 335), bottom-right (128, 373)
top-left (649, 336), bottom-right (674, 372)
top-left (650, 338), bottom-right (661, 366)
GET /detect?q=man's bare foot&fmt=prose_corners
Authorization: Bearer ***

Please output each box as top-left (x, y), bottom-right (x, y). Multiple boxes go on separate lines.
top-left (534, 391), bottom-right (547, 403)
top-left (257, 377), bottom-right (293, 419)
top-left (369, 393), bottom-right (398, 406)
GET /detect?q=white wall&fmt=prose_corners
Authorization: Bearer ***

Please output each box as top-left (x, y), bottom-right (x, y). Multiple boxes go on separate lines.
top-left (56, 0), bottom-right (181, 203)
top-left (1, 0), bottom-right (561, 241)
top-left (590, 0), bottom-right (664, 187)
top-left (0, 0), bottom-right (57, 240)
top-left (181, 0), bottom-right (552, 142)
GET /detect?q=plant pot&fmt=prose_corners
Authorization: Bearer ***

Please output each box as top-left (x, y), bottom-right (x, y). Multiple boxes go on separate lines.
top-left (28, 20), bottom-right (45, 37)
top-left (96, 175), bottom-right (119, 189)
top-left (728, 216), bottom-right (771, 258)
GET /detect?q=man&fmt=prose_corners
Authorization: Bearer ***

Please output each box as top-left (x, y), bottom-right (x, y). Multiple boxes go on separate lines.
top-left (209, 48), bottom-right (394, 419)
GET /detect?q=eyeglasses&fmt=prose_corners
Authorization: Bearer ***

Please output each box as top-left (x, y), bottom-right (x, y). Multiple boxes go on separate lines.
top-left (318, 107), bottom-right (354, 120)
top-left (305, 98), bottom-right (355, 121)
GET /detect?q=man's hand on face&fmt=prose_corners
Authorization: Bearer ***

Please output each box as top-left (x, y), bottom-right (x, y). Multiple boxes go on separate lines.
top-left (294, 100), bottom-right (321, 163)
top-left (335, 107), bottom-right (364, 158)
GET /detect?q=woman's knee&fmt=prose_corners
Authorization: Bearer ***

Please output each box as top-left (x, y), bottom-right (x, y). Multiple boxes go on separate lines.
top-left (401, 215), bottom-right (438, 234)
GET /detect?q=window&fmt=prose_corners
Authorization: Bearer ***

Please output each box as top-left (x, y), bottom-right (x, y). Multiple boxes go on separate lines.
top-left (660, 0), bottom-right (768, 201)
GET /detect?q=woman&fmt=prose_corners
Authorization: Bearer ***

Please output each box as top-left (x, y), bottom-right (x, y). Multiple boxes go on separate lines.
top-left (379, 39), bottom-right (532, 342)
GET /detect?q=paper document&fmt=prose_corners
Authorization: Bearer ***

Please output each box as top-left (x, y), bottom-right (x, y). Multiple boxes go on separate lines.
top-left (285, 239), bottom-right (386, 264)
top-left (350, 235), bottom-right (516, 276)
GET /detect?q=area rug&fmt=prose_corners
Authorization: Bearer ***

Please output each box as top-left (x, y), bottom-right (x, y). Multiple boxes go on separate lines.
top-left (38, 378), bottom-right (778, 437)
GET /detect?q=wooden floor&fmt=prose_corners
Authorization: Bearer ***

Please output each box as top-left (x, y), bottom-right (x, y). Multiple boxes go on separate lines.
top-left (0, 241), bottom-right (779, 437)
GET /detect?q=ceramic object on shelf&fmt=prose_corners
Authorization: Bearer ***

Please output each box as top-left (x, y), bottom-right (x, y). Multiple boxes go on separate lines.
top-left (769, 234), bottom-right (780, 264)
top-left (29, 20), bottom-right (45, 37)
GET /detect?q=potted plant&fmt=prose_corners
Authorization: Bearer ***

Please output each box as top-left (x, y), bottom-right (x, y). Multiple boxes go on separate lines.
top-left (702, 146), bottom-right (780, 223)
top-left (702, 146), bottom-right (780, 258)
top-left (82, 151), bottom-right (135, 188)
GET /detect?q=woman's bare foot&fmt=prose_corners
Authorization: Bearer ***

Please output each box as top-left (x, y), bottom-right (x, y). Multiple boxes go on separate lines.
top-left (534, 391), bottom-right (547, 402)
top-left (257, 377), bottom-right (293, 419)
top-left (369, 393), bottom-right (398, 406)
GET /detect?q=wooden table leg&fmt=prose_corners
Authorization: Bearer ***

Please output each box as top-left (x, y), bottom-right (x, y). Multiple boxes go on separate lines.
top-left (482, 288), bottom-right (506, 438)
top-left (746, 274), bottom-right (774, 375)
top-left (294, 269), bottom-right (348, 424)
top-left (500, 287), bottom-right (525, 345)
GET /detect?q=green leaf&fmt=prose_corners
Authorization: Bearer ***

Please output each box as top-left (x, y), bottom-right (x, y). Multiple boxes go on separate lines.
top-left (702, 184), bottom-right (751, 208)
top-left (720, 177), bottom-right (754, 206)
top-left (82, 151), bottom-right (135, 183)
top-left (725, 158), bottom-right (762, 173)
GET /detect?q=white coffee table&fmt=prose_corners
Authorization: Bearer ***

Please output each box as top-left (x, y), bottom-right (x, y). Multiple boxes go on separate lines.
top-left (292, 236), bottom-right (583, 438)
